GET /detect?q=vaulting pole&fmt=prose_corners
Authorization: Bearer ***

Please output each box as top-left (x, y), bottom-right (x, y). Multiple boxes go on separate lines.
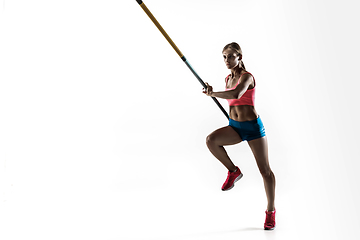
top-left (135, 0), bottom-right (229, 120)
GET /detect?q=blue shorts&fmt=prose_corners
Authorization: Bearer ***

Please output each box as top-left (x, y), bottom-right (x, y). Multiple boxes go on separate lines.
top-left (229, 116), bottom-right (266, 142)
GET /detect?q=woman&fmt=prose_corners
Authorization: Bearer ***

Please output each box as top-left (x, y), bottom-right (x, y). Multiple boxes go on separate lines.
top-left (202, 42), bottom-right (276, 230)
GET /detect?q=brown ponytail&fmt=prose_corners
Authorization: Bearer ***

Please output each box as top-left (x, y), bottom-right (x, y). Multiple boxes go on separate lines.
top-left (223, 42), bottom-right (246, 71)
top-left (240, 60), bottom-right (246, 71)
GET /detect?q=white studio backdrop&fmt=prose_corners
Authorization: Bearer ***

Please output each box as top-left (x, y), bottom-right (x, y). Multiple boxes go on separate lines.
top-left (0, 0), bottom-right (359, 239)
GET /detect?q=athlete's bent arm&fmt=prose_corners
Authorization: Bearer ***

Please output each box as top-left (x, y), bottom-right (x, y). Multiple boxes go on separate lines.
top-left (203, 74), bottom-right (253, 99)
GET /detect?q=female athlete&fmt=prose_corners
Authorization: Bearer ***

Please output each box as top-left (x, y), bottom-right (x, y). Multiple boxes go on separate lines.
top-left (203, 42), bottom-right (276, 230)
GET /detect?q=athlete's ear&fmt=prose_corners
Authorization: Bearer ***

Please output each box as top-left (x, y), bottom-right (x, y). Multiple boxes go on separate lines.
top-left (239, 54), bottom-right (242, 60)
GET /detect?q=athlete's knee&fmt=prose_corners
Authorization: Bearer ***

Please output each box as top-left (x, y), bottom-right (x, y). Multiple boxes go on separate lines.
top-left (260, 168), bottom-right (273, 178)
top-left (206, 133), bottom-right (217, 146)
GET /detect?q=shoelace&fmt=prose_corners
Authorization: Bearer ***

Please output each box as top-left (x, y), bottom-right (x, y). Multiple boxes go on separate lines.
top-left (226, 169), bottom-right (237, 179)
top-left (224, 171), bottom-right (231, 182)
top-left (265, 211), bottom-right (275, 225)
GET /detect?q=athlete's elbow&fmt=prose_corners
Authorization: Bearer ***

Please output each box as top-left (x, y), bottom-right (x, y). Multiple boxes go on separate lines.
top-left (236, 93), bottom-right (243, 99)
top-left (231, 90), bottom-right (242, 99)
top-left (236, 90), bottom-right (247, 99)
top-left (227, 90), bottom-right (241, 99)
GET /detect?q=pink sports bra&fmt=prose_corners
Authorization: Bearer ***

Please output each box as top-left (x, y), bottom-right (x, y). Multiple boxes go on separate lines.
top-left (225, 72), bottom-right (255, 106)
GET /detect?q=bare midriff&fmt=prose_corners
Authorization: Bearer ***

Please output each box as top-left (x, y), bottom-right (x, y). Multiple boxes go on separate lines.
top-left (229, 105), bottom-right (258, 122)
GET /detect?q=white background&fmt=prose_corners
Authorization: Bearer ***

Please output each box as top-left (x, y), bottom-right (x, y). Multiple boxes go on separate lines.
top-left (1, 0), bottom-right (360, 239)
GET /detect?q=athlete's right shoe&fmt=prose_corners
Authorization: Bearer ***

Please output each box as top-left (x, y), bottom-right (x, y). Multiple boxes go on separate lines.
top-left (221, 166), bottom-right (243, 191)
top-left (264, 209), bottom-right (276, 230)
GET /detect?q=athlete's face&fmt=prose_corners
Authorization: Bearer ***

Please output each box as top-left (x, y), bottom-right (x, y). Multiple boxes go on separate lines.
top-left (222, 48), bottom-right (241, 69)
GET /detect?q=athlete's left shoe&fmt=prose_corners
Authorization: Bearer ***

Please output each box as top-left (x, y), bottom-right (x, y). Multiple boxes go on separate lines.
top-left (221, 166), bottom-right (243, 191)
top-left (264, 209), bottom-right (276, 230)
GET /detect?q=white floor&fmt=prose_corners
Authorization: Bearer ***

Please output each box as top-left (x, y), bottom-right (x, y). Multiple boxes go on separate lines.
top-left (1, 152), bottom-right (359, 240)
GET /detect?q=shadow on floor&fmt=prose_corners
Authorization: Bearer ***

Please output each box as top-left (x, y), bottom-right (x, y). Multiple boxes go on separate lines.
top-left (155, 227), bottom-right (265, 240)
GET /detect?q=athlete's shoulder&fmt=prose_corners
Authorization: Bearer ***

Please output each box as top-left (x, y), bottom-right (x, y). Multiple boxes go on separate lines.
top-left (239, 71), bottom-right (254, 81)
top-left (241, 71), bottom-right (254, 78)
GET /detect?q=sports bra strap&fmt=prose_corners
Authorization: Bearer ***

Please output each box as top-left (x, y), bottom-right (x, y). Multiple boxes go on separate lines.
top-left (225, 74), bottom-right (231, 85)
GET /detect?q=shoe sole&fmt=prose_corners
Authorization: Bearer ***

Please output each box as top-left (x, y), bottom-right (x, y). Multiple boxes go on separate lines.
top-left (264, 225), bottom-right (276, 230)
top-left (222, 173), bottom-right (243, 191)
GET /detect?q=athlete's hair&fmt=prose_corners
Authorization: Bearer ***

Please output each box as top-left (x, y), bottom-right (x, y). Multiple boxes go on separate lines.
top-left (223, 42), bottom-right (246, 70)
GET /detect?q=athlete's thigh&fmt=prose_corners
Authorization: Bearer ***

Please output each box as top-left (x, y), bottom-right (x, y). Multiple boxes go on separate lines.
top-left (207, 126), bottom-right (242, 146)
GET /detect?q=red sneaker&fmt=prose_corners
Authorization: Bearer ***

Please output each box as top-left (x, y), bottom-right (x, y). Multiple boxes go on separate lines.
top-left (264, 209), bottom-right (276, 230)
top-left (221, 166), bottom-right (243, 191)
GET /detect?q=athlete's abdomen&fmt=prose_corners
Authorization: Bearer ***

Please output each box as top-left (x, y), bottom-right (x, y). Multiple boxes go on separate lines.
top-left (229, 105), bottom-right (258, 122)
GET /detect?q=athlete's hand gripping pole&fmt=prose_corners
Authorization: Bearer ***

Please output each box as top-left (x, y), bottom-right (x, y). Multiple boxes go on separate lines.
top-left (135, 0), bottom-right (229, 120)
